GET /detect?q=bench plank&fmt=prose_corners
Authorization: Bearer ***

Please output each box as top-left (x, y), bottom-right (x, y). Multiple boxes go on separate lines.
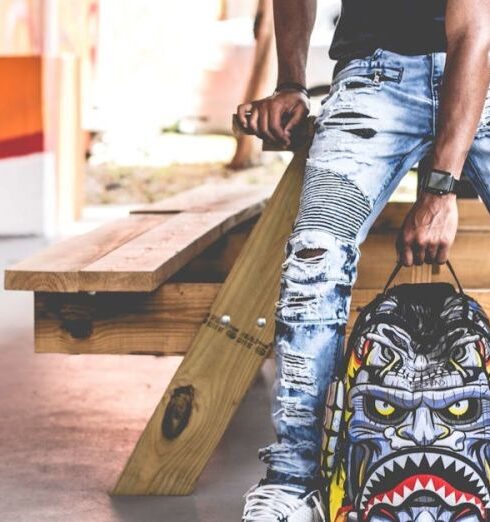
top-left (4, 215), bottom-right (168, 292)
top-left (79, 212), bottom-right (229, 292)
top-left (112, 141), bottom-right (310, 495)
top-left (5, 184), bottom-right (273, 293)
top-left (79, 186), bottom-right (272, 292)
top-left (131, 182), bottom-right (274, 214)
top-left (35, 283), bottom-right (221, 355)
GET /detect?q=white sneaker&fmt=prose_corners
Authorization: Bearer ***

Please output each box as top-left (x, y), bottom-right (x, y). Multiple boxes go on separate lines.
top-left (241, 483), bottom-right (326, 521)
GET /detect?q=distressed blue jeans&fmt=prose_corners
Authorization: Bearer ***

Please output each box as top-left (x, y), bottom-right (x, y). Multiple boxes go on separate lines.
top-left (258, 48), bottom-right (490, 485)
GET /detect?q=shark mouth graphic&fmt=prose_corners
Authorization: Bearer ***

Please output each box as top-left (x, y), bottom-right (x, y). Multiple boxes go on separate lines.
top-left (358, 450), bottom-right (490, 521)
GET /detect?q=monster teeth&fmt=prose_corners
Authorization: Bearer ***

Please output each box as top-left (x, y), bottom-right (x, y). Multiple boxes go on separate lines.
top-left (446, 492), bottom-right (457, 505)
top-left (394, 455), bottom-right (408, 469)
top-left (407, 453), bottom-right (423, 467)
top-left (476, 480), bottom-right (486, 494)
top-left (436, 486), bottom-right (446, 498)
top-left (364, 478), bottom-right (375, 492)
top-left (392, 492), bottom-right (403, 506)
top-left (360, 453), bottom-right (490, 516)
top-left (454, 460), bottom-right (465, 472)
top-left (403, 486), bottom-right (412, 499)
top-left (363, 473), bottom-right (487, 519)
top-left (426, 453), bottom-right (439, 467)
top-left (441, 455), bottom-right (453, 469)
top-left (384, 459), bottom-right (395, 473)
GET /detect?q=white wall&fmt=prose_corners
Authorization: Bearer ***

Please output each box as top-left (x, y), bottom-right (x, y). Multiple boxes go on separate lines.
top-left (0, 153), bottom-right (56, 236)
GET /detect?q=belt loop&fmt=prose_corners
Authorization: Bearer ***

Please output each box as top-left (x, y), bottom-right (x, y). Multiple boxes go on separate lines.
top-left (373, 48), bottom-right (383, 61)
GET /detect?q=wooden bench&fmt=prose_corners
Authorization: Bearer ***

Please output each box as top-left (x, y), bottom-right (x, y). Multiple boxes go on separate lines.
top-left (5, 133), bottom-right (490, 496)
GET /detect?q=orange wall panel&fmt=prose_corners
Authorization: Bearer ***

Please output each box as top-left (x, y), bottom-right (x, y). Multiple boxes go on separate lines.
top-left (0, 56), bottom-right (43, 158)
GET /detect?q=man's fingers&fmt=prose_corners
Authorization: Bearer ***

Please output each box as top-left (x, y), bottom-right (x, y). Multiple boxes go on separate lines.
top-left (436, 244), bottom-right (449, 265)
top-left (269, 106), bottom-right (288, 144)
top-left (399, 246), bottom-right (413, 267)
top-left (248, 106), bottom-right (259, 134)
top-left (413, 243), bottom-right (425, 265)
top-left (237, 103), bottom-right (253, 129)
top-left (425, 243), bottom-right (438, 264)
top-left (396, 231), bottom-right (413, 267)
top-left (284, 105), bottom-right (306, 134)
top-left (258, 107), bottom-right (275, 143)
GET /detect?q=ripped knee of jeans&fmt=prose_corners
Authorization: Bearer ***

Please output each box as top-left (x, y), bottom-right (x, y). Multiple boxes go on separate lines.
top-left (296, 248), bottom-right (327, 259)
top-left (276, 229), bottom-right (359, 324)
top-left (278, 351), bottom-right (319, 396)
top-left (277, 394), bottom-right (317, 425)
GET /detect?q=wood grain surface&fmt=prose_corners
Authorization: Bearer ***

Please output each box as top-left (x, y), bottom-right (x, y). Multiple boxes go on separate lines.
top-left (4, 215), bottom-right (167, 292)
top-left (131, 182), bottom-right (274, 214)
top-left (111, 141), bottom-right (310, 495)
top-left (35, 283), bottom-right (221, 355)
top-left (5, 184), bottom-right (272, 293)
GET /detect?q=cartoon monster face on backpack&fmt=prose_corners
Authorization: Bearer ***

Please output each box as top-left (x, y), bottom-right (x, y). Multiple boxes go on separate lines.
top-left (340, 285), bottom-right (490, 522)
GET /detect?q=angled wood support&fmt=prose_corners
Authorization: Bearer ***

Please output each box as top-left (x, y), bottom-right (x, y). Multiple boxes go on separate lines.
top-left (112, 143), bottom-right (310, 495)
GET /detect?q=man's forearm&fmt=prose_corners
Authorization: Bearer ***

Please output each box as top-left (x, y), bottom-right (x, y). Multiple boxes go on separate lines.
top-left (432, 0), bottom-right (490, 179)
top-left (273, 0), bottom-right (317, 86)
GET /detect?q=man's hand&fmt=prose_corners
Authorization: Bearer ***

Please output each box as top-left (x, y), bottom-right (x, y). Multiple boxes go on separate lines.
top-left (397, 193), bottom-right (458, 266)
top-left (237, 90), bottom-right (310, 148)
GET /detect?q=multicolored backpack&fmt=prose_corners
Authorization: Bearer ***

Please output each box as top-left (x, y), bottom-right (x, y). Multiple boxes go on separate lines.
top-left (322, 263), bottom-right (490, 522)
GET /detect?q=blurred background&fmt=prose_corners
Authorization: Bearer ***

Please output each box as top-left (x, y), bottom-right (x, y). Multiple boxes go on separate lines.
top-left (0, 0), bottom-right (357, 239)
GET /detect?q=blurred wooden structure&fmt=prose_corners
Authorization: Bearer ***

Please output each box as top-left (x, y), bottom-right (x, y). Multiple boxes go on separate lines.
top-left (228, 0), bottom-right (274, 169)
top-left (0, 0), bottom-right (97, 234)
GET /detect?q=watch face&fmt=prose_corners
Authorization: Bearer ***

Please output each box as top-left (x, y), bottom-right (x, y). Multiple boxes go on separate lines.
top-left (428, 171), bottom-right (453, 192)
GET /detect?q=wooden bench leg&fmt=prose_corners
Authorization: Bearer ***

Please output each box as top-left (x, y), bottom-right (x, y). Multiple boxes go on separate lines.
top-left (112, 145), bottom-right (309, 495)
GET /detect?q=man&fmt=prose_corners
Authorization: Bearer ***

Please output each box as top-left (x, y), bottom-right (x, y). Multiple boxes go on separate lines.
top-left (237, 1), bottom-right (490, 521)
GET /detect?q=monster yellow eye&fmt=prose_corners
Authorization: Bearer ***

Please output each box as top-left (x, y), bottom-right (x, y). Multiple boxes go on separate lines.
top-left (374, 400), bottom-right (396, 417)
top-left (447, 400), bottom-right (469, 418)
top-left (365, 397), bottom-right (408, 423)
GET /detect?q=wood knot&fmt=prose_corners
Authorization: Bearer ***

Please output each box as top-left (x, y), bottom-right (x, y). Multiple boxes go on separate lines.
top-left (161, 385), bottom-right (195, 440)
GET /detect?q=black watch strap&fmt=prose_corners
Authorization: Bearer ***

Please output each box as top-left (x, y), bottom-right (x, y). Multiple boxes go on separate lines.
top-left (422, 169), bottom-right (459, 195)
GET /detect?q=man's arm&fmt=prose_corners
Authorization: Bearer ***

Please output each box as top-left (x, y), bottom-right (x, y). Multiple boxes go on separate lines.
top-left (398, 0), bottom-right (490, 266)
top-left (237, 0), bottom-right (316, 147)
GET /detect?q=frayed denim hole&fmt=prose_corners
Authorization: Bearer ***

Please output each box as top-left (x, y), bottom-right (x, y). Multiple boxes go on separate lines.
top-left (281, 250), bottom-right (330, 285)
top-left (294, 248), bottom-right (328, 263)
top-left (341, 76), bottom-right (381, 92)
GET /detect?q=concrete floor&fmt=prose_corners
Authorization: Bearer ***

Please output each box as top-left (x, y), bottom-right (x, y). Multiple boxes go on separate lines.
top-left (0, 237), bottom-right (275, 522)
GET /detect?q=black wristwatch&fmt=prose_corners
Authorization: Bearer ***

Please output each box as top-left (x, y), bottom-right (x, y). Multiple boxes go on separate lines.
top-left (421, 169), bottom-right (459, 196)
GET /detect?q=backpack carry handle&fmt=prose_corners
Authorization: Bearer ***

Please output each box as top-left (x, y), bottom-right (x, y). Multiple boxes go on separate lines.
top-left (382, 260), bottom-right (463, 295)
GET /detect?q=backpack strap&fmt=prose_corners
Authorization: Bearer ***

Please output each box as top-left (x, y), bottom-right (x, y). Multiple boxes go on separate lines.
top-left (382, 260), bottom-right (463, 295)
